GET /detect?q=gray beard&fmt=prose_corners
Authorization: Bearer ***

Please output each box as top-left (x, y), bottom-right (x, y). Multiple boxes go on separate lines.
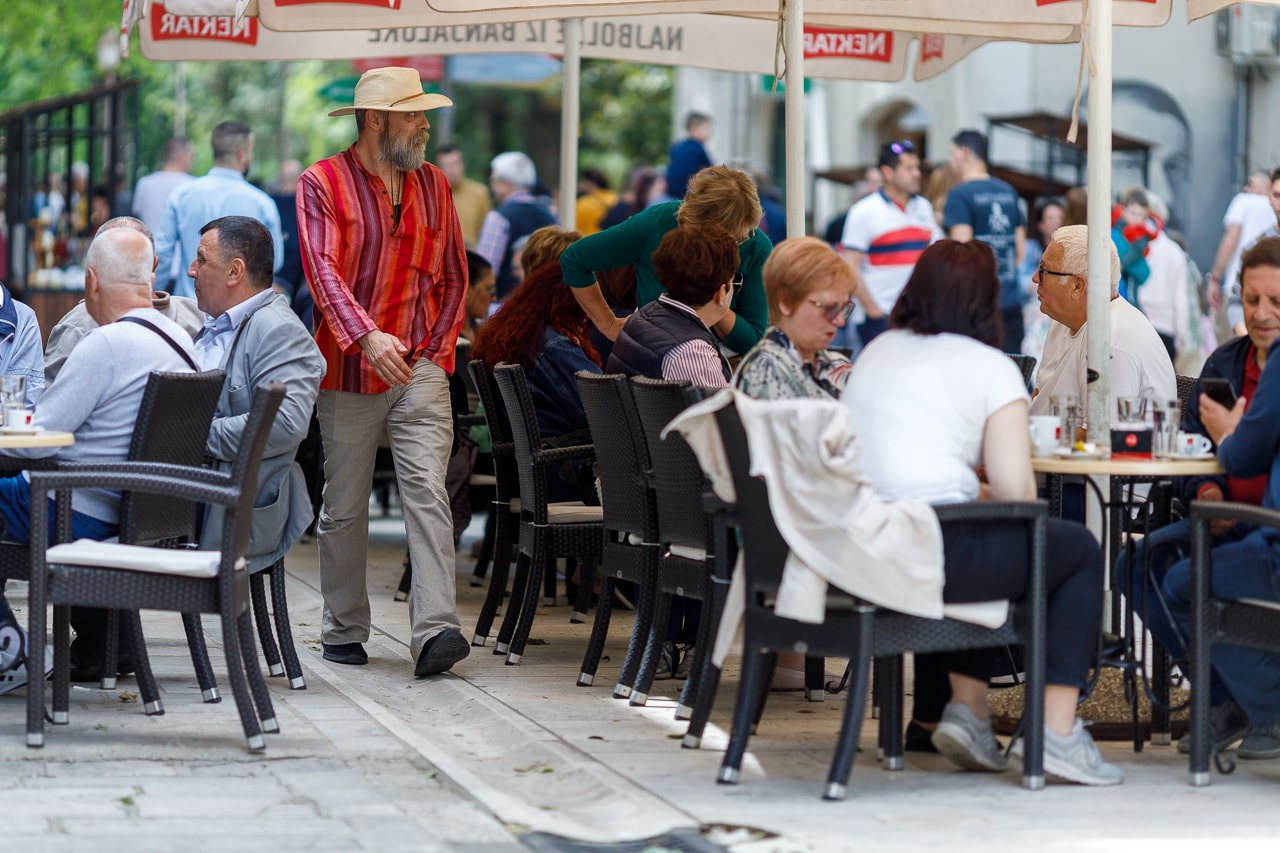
top-left (380, 125), bottom-right (426, 173)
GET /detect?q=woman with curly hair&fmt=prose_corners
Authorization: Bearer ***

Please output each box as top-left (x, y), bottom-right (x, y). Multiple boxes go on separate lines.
top-left (473, 226), bottom-right (599, 440)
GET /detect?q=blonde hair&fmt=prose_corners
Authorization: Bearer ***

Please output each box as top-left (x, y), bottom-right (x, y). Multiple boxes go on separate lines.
top-left (763, 237), bottom-right (854, 322)
top-left (676, 165), bottom-right (763, 234)
top-left (1053, 224), bottom-right (1120, 298)
top-left (521, 226), bottom-right (582, 276)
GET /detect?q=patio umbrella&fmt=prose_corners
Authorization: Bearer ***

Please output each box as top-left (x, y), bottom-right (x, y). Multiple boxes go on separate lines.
top-left (1189, 0), bottom-right (1280, 18)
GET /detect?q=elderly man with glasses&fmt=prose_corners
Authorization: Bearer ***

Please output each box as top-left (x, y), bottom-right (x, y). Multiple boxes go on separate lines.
top-left (1029, 224), bottom-right (1176, 438)
top-left (840, 138), bottom-right (941, 345)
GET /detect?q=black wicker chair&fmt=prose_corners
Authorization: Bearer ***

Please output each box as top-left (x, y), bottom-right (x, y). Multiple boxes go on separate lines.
top-left (25, 382), bottom-right (285, 751)
top-left (1008, 353), bottom-right (1038, 392)
top-left (1188, 500), bottom-right (1280, 785)
top-left (575, 372), bottom-right (660, 692)
top-left (629, 377), bottom-right (732, 716)
top-left (711, 397), bottom-right (1048, 799)
top-left (492, 364), bottom-right (602, 665)
top-left (467, 359), bottom-right (525, 649)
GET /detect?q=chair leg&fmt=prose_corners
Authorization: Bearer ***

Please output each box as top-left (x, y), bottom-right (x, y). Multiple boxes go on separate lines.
top-left (183, 613), bottom-right (221, 703)
top-left (125, 611), bottom-right (163, 716)
top-left (505, 544), bottom-right (549, 665)
top-left (100, 609), bottom-right (120, 690)
top-left (543, 552), bottom-right (558, 606)
top-left (718, 647), bottom-right (769, 785)
top-left (805, 655), bottom-right (827, 703)
top-left (394, 551), bottom-right (412, 602)
top-left (614, 566), bottom-right (657, 699)
top-left (472, 525), bottom-right (512, 647)
top-left (249, 572), bottom-right (284, 678)
top-left (571, 558), bottom-right (596, 624)
top-left (578, 576), bottom-right (616, 687)
top-left (880, 656), bottom-right (905, 770)
top-left (470, 508), bottom-right (498, 587)
top-left (676, 591), bottom-right (716, 720)
top-left (26, 589), bottom-right (49, 747)
top-left (218, 609), bottom-right (265, 752)
top-left (237, 612), bottom-right (278, 733)
top-left (629, 591), bottom-right (673, 707)
top-left (824, 616), bottom-right (875, 801)
top-left (1151, 643), bottom-right (1172, 745)
top-left (268, 560), bottom-right (306, 689)
top-left (494, 550), bottom-right (531, 655)
top-left (51, 605), bottom-right (71, 726)
top-left (752, 652), bottom-right (778, 733)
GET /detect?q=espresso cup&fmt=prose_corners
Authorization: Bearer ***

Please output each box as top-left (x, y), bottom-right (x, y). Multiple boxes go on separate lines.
top-left (1028, 415), bottom-right (1060, 458)
top-left (3, 406), bottom-right (34, 428)
top-left (1176, 432), bottom-right (1213, 456)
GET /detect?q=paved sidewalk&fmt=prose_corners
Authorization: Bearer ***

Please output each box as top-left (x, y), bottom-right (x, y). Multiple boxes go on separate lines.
top-left (5, 508), bottom-right (1280, 852)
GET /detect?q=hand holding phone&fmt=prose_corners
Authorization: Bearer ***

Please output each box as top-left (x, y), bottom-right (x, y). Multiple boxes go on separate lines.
top-left (1201, 377), bottom-right (1237, 410)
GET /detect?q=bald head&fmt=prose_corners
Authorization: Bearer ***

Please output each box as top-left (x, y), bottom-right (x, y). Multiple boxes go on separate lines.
top-left (85, 228), bottom-right (153, 290)
top-left (96, 215), bottom-right (156, 255)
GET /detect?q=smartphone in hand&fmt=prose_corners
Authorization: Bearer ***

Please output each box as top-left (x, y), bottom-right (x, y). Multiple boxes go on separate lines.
top-left (1201, 377), bottom-right (1237, 409)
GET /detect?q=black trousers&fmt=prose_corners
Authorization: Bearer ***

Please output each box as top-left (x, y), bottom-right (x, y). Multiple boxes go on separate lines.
top-left (913, 517), bottom-right (1103, 723)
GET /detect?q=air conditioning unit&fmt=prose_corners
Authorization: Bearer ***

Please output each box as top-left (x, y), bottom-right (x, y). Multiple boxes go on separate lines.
top-left (1216, 6), bottom-right (1280, 64)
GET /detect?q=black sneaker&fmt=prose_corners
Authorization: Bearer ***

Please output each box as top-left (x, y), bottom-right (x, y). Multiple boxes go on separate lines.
top-left (414, 628), bottom-right (470, 677)
top-left (1177, 700), bottom-right (1250, 755)
top-left (322, 642), bottom-right (368, 666)
top-left (653, 641), bottom-right (675, 681)
top-left (674, 644), bottom-right (694, 680)
top-left (904, 720), bottom-right (939, 753)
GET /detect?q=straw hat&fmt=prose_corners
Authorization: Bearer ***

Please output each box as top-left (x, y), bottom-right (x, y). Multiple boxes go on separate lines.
top-left (328, 67), bottom-right (453, 117)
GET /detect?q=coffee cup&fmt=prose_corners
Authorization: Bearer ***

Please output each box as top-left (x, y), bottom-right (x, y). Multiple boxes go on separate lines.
top-left (1028, 415), bottom-right (1060, 458)
top-left (1176, 432), bottom-right (1213, 457)
top-left (3, 406), bottom-right (33, 428)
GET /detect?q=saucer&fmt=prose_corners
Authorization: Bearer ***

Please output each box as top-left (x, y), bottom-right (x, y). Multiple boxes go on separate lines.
top-left (0, 425), bottom-right (42, 435)
top-left (1052, 446), bottom-right (1107, 460)
top-left (1173, 451), bottom-right (1216, 461)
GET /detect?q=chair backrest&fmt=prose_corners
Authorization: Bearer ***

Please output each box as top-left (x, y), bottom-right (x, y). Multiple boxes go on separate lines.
top-left (576, 372), bottom-right (656, 541)
top-left (493, 363), bottom-right (549, 518)
top-left (1008, 353), bottom-right (1037, 392)
top-left (631, 377), bottom-right (716, 552)
top-left (468, 358), bottom-right (518, 502)
top-left (215, 382), bottom-right (286, 562)
top-left (119, 370), bottom-right (226, 546)
top-left (711, 398), bottom-right (788, 593)
top-left (1175, 373), bottom-right (1197, 412)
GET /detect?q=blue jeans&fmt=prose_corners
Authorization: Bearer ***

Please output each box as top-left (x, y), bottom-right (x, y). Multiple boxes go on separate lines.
top-left (1114, 519), bottom-right (1239, 708)
top-left (1161, 530), bottom-right (1280, 727)
top-left (0, 475), bottom-right (117, 545)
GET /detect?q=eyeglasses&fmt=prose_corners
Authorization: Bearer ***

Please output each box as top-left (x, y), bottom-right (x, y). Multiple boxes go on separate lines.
top-left (731, 273), bottom-right (744, 297)
top-left (1037, 264), bottom-right (1075, 280)
top-left (737, 229), bottom-right (756, 246)
top-left (808, 298), bottom-right (855, 323)
top-left (888, 140), bottom-right (916, 155)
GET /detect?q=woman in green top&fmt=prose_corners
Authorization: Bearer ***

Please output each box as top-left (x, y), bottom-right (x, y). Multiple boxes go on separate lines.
top-left (560, 165), bottom-right (772, 355)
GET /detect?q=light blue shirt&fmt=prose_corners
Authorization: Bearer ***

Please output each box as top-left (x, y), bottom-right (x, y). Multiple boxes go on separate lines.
top-left (154, 166), bottom-right (284, 300)
top-left (194, 287), bottom-right (276, 371)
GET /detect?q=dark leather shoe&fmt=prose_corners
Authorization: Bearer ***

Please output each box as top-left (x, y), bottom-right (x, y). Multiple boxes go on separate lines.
top-left (322, 642), bottom-right (368, 665)
top-left (905, 720), bottom-right (939, 754)
top-left (414, 628), bottom-right (470, 677)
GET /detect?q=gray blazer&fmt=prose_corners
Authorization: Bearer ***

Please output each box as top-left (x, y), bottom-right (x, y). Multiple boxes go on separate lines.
top-left (200, 291), bottom-right (324, 571)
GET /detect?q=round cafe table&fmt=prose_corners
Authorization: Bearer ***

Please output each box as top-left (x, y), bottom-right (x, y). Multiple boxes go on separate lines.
top-left (1032, 449), bottom-right (1223, 750)
top-left (0, 430), bottom-right (75, 452)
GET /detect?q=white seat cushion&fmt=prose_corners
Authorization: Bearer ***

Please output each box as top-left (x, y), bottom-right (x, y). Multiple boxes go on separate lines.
top-left (669, 544), bottom-right (708, 561)
top-left (45, 539), bottom-right (243, 579)
top-left (545, 502), bottom-right (604, 524)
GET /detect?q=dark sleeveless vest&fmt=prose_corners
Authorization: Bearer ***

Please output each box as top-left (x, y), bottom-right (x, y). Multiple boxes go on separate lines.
top-left (607, 299), bottom-right (731, 383)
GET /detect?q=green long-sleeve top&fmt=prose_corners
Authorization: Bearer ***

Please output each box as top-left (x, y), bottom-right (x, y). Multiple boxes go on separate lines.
top-left (559, 201), bottom-right (773, 355)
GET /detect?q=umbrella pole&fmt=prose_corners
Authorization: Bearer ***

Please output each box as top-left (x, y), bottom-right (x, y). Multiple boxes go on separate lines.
top-left (784, 0), bottom-right (805, 238)
top-left (1086, 0), bottom-right (1112, 449)
top-left (559, 18), bottom-right (582, 231)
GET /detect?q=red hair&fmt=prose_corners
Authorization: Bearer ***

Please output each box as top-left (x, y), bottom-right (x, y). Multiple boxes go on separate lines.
top-left (473, 261), bottom-right (600, 370)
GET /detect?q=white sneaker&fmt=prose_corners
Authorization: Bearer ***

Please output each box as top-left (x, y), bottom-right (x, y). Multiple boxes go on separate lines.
top-left (0, 629), bottom-right (53, 697)
top-left (931, 701), bottom-right (1008, 772)
top-left (1012, 720), bottom-right (1124, 786)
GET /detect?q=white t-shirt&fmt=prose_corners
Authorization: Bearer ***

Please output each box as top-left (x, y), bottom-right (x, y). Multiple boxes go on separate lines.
top-left (1030, 296), bottom-right (1177, 419)
top-left (841, 191), bottom-right (941, 314)
top-left (844, 330), bottom-right (1029, 505)
top-left (1136, 231), bottom-right (1190, 342)
top-left (1223, 192), bottom-right (1276, 296)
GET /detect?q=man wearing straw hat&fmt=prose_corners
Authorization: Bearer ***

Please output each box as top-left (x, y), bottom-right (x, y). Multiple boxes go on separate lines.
top-left (297, 66), bottom-right (471, 678)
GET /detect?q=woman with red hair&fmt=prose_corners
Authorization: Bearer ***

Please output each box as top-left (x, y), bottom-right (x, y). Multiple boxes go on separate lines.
top-left (473, 227), bottom-right (600, 440)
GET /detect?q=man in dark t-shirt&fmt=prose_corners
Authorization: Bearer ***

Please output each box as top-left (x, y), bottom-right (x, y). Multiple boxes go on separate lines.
top-left (944, 129), bottom-right (1027, 352)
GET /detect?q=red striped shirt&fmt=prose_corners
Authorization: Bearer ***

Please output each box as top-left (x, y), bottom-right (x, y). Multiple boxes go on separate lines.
top-left (297, 145), bottom-right (467, 394)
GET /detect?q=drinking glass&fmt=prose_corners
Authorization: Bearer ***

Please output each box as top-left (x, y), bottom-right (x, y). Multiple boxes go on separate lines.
top-left (1050, 395), bottom-right (1080, 448)
top-left (0, 375), bottom-right (27, 429)
top-left (1152, 399), bottom-right (1180, 457)
top-left (1116, 396), bottom-right (1148, 424)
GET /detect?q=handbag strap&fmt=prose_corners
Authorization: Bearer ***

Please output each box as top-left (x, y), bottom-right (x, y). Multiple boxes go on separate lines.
top-left (118, 315), bottom-right (199, 372)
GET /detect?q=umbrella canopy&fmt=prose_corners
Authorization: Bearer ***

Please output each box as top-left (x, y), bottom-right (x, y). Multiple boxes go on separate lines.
top-left (1189, 0), bottom-right (1280, 19)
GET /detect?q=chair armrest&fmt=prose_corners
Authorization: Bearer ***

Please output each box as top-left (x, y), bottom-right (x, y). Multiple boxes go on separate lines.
top-left (29, 464), bottom-right (238, 508)
top-left (933, 500), bottom-right (1048, 524)
top-left (456, 414), bottom-right (486, 429)
top-left (533, 444), bottom-right (595, 465)
top-left (1189, 500), bottom-right (1280, 530)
